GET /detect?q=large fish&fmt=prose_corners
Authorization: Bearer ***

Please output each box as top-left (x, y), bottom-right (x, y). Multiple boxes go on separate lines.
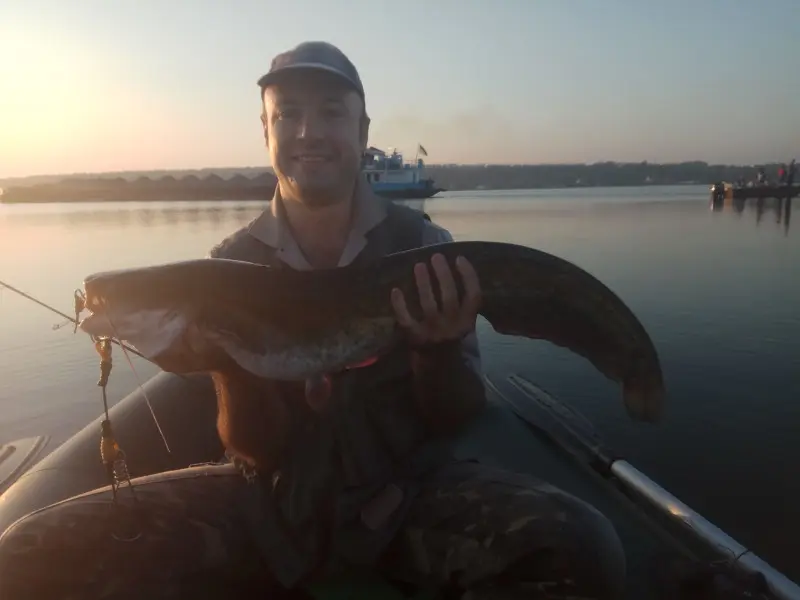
top-left (79, 241), bottom-right (665, 422)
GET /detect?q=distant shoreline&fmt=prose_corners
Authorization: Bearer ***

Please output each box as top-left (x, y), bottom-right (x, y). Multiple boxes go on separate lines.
top-left (0, 196), bottom-right (273, 205)
top-left (1, 159), bottom-right (792, 204)
top-left (0, 172), bottom-right (279, 204)
top-left (0, 159), bottom-right (791, 189)
top-left (0, 181), bottom-right (706, 205)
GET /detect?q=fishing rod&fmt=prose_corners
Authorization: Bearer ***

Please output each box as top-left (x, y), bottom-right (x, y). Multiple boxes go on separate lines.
top-left (0, 278), bottom-right (149, 362)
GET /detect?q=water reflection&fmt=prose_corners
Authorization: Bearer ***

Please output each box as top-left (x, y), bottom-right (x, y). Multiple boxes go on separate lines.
top-left (710, 196), bottom-right (792, 236)
top-left (0, 199), bottom-right (429, 233)
top-left (0, 202), bottom-right (268, 231)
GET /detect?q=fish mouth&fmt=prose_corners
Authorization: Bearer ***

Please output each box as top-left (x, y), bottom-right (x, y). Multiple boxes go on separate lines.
top-left (77, 304), bottom-right (393, 380)
top-left (79, 307), bottom-right (196, 366)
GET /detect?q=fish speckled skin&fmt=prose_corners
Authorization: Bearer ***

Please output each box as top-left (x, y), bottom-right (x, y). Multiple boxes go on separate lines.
top-left (80, 240), bottom-right (665, 422)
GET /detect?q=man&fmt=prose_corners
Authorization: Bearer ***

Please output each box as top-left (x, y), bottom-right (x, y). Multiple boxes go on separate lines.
top-left (0, 42), bottom-right (625, 600)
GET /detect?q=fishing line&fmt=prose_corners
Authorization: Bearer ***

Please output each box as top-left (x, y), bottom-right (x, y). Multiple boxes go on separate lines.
top-left (0, 277), bottom-right (172, 454)
top-left (106, 310), bottom-right (171, 455)
top-left (0, 278), bottom-right (148, 361)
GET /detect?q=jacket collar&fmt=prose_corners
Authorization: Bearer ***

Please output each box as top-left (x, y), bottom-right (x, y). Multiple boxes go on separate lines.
top-left (246, 174), bottom-right (389, 269)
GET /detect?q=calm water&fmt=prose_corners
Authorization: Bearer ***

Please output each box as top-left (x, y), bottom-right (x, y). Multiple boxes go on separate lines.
top-left (0, 186), bottom-right (798, 578)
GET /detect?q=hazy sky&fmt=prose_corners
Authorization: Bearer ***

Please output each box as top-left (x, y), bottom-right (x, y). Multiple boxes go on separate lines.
top-left (1, 0), bottom-right (798, 177)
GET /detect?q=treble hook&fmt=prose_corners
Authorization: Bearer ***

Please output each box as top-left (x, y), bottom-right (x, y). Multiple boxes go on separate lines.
top-left (73, 289), bottom-right (86, 334)
top-left (50, 290), bottom-right (86, 332)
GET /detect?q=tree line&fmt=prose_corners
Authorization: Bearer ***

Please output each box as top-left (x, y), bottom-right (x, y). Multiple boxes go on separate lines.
top-left (423, 161), bottom-right (792, 191)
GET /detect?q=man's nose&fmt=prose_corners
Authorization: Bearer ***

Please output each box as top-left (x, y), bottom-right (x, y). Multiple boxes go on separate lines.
top-left (297, 112), bottom-right (325, 139)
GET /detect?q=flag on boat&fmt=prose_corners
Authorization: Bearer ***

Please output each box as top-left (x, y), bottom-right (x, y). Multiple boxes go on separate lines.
top-left (417, 144), bottom-right (428, 157)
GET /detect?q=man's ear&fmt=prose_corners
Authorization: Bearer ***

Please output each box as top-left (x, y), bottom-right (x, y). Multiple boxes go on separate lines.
top-left (360, 112), bottom-right (371, 149)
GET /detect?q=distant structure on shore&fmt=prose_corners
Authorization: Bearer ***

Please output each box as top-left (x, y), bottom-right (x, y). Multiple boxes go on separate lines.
top-left (710, 182), bottom-right (799, 202)
top-left (0, 172), bottom-right (279, 204)
top-left (0, 145), bottom-right (447, 203)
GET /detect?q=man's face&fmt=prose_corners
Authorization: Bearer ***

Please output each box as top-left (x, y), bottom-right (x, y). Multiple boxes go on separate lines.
top-left (262, 71), bottom-right (368, 207)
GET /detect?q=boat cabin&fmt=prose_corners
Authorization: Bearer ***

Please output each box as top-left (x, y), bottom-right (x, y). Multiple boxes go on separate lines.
top-left (361, 147), bottom-right (426, 186)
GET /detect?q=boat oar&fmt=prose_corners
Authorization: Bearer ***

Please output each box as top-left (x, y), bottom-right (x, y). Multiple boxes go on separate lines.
top-left (485, 373), bottom-right (800, 600)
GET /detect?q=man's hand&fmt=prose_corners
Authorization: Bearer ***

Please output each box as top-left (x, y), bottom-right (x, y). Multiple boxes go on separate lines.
top-left (390, 253), bottom-right (482, 348)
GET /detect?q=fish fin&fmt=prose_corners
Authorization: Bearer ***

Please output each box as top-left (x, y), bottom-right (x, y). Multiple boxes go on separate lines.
top-left (623, 384), bottom-right (665, 423)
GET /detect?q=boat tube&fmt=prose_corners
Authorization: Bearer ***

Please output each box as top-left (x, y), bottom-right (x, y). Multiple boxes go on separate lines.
top-left (1, 370), bottom-right (798, 599)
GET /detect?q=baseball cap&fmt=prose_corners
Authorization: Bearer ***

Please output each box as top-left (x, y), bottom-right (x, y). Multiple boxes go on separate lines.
top-left (257, 41), bottom-right (364, 99)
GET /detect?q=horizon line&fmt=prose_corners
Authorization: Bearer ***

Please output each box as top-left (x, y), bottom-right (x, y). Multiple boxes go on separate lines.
top-left (2, 158), bottom-right (790, 183)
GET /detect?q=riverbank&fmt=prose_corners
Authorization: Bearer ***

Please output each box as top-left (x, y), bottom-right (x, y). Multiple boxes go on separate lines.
top-left (1, 160), bottom-right (790, 204)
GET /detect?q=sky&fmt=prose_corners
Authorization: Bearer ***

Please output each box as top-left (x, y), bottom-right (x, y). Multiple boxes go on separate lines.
top-left (1, 0), bottom-right (798, 178)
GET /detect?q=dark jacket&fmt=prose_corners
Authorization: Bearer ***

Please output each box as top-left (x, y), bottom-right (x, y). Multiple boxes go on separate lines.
top-left (207, 182), bottom-right (486, 587)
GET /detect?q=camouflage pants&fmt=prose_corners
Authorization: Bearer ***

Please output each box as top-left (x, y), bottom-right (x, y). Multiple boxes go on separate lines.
top-left (378, 461), bottom-right (626, 599)
top-left (0, 461), bottom-right (625, 600)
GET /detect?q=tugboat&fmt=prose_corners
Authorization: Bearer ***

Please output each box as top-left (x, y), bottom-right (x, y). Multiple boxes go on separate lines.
top-left (362, 145), bottom-right (444, 200)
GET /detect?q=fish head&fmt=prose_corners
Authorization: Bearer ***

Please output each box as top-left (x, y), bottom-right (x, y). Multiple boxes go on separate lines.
top-left (78, 263), bottom-right (227, 374)
top-left (77, 260), bottom-right (403, 381)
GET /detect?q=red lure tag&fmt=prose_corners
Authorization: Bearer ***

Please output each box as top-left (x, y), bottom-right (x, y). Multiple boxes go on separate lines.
top-left (344, 356), bottom-right (379, 370)
top-left (304, 356), bottom-right (379, 412)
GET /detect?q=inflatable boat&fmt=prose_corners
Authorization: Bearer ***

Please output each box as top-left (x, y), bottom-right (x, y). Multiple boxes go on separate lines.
top-left (1, 370), bottom-right (798, 599)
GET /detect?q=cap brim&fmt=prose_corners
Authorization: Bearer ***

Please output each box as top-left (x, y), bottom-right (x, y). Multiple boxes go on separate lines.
top-left (257, 63), bottom-right (362, 96)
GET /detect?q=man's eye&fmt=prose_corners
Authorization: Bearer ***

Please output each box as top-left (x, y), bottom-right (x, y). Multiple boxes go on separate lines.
top-left (322, 105), bottom-right (346, 118)
top-left (277, 107), bottom-right (299, 119)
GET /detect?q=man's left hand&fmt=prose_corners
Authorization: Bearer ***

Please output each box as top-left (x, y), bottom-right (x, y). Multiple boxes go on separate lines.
top-left (390, 253), bottom-right (482, 348)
